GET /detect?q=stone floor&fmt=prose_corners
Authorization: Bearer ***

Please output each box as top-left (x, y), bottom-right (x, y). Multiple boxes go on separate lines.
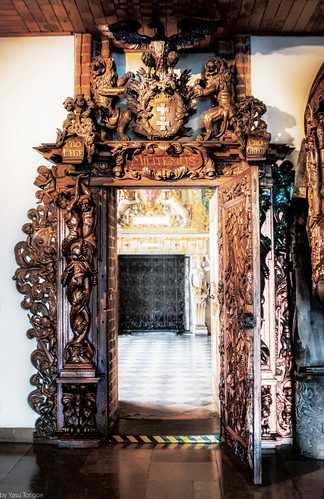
top-left (118, 332), bottom-right (218, 419)
top-left (0, 442), bottom-right (323, 498)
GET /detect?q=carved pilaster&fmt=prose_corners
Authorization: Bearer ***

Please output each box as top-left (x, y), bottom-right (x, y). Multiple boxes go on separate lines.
top-left (272, 161), bottom-right (294, 439)
top-left (57, 175), bottom-right (97, 371)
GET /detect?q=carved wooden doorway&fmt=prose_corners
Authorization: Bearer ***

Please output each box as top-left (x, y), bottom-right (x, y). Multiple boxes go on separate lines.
top-left (13, 33), bottom-right (270, 484)
top-left (217, 165), bottom-right (262, 484)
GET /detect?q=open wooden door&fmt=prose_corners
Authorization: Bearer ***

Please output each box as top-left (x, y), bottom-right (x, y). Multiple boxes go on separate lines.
top-left (218, 165), bottom-right (262, 484)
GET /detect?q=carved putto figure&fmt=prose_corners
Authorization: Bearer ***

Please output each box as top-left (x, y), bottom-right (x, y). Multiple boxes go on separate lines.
top-left (90, 54), bottom-right (134, 141)
top-left (194, 57), bottom-right (236, 140)
top-left (56, 95), bottom-right (95, 162)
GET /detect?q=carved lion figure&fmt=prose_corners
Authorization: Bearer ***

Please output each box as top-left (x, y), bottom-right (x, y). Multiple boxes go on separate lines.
top-left (90, 55), bottom-right (134, 141)
top-left (194, 57), bottom-right (235, 140)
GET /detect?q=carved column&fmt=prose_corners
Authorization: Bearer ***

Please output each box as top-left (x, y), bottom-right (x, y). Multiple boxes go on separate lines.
top-left (55, 173), bottom-right (101, 446)
top-left (260, 160), bottom-right (295, 447)
top-left (272, 161), bottom-right (294, 441)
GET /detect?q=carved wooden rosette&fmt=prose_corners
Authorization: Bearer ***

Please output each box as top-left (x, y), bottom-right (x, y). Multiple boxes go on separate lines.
top-left (304, 63), bottom-right (324, 304)
top-left (272, 161), bottom-right (294, 438)
top-left (13, 167), bottom-right (58, 437)
top-left (218, 170), bottom-right (256, 466)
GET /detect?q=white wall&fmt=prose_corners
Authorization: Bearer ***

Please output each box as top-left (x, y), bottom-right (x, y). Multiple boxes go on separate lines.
top-left (0, 37), bottom-right (74, 427)
top-left (251, 37), bottom-right (324, 165)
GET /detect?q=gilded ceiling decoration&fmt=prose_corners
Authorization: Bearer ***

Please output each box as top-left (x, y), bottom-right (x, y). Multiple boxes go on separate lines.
top-left (117, 188), bottom-right (209, 233)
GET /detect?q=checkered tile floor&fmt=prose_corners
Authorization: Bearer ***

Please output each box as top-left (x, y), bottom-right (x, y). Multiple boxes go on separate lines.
top-left (118, 332), bottom-right (218, 418)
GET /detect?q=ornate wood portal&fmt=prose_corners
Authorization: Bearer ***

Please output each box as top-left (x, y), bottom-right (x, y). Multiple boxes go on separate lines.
top-left (13, 23), bottom-right (294, 483)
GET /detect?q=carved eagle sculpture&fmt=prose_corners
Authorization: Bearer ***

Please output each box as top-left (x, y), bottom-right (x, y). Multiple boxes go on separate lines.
top-left (97, 19), bottom-right (221, 74)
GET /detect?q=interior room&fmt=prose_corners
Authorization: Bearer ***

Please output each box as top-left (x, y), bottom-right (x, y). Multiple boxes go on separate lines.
top-left (115, 188), bottom-right (219, 434)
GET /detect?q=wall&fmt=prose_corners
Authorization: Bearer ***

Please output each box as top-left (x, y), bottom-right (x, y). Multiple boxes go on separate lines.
top-left (251, 36), bottom-right (324, 166)
top-left (0, 37), bottom-right (74, 428)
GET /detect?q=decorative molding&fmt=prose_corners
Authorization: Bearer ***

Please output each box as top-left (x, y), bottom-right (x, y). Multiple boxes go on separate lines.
top-left (118, 235), bottom-right (208, 256)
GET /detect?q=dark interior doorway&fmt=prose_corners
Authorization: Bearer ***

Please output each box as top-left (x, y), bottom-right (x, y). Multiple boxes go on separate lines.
top-left (118, 255), bottom-right (190, 332)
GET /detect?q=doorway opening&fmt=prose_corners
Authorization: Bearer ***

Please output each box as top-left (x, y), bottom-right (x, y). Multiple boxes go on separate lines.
top-left (114, 187), bottom-right (220, 435)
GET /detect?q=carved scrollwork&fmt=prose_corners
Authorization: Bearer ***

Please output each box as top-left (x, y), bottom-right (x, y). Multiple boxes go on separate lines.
top-left (295, 377), bottom-right (324, 458)
top-left (108, 141), bottom-right (219, 181)
top-left (272, 160), bottom-right (294, 438)
top-left (13, 176), bottom-right (58, 437)
top-left (62, 384), bottom-right (97, 435)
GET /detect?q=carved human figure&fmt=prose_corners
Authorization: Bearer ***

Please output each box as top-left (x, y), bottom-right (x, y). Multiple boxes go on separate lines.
top-left (90, 55), bottom-right (134, 141)
top-left (57, 176), bottom-right (97, 365)
top-left (61, 239), bottom-right (96, 364)
top-left (194, 57), bottom-right (235, 140)
top-left (190, 256), bottom-right (210, 333)
top-left (77, 179), bottom-right (97, 251)
top-left (191, 255), bottom-right (209, 301)
top-left (56, 189), bottom-right (82, 255)
top-left (34, 166), bottom-right (56, 205)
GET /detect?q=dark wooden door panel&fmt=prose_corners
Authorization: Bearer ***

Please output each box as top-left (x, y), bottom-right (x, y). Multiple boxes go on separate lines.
top-left (118, 255), bottom-right (187, 331)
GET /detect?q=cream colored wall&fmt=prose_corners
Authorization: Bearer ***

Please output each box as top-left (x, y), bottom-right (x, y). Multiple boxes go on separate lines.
top-left (251, 36), bottom-right (324, 165)
top-left (0, 37), bottom-right (74, 427)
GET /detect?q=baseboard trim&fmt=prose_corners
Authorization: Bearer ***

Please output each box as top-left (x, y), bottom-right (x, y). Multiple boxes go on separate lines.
top-left (0, 428), bottom-right (34, 443)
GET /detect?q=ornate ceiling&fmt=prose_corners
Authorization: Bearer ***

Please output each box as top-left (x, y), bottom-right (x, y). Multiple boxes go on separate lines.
top-left (1, 0), bottom-right (323, 39)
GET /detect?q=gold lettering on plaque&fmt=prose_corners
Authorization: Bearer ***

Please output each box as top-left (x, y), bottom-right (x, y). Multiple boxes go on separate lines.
top-left (62, 137), bottom-right (85, 164)
top-left (246, 136), bottom-right (269, 158)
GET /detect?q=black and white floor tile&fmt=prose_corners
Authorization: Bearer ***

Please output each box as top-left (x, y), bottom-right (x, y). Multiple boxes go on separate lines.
top-left (118, 332), bottom-right (218, 419)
